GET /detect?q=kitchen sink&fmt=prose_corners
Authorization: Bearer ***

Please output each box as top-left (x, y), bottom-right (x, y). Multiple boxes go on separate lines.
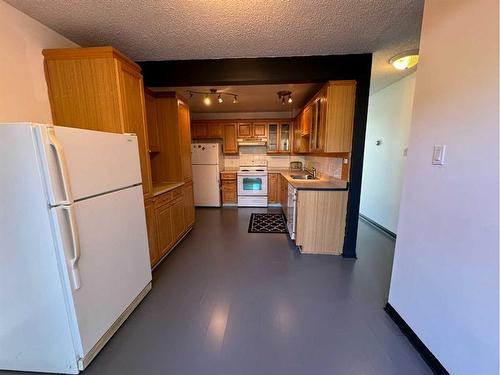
top-left (291, 175), bottom-right (318, 180)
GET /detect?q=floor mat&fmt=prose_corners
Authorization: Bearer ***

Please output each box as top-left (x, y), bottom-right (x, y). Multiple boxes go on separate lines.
top-left (248, 213), bottom-right (288, 233)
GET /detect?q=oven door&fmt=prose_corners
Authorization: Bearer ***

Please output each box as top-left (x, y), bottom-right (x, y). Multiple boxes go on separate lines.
top-left (237, 174), bottom-right (268, 196)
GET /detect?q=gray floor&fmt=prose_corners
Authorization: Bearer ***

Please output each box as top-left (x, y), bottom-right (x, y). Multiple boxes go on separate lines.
top-left (3, 208), bottom-right (433, 375)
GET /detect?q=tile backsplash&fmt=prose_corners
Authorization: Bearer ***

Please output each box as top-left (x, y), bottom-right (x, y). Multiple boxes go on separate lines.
top-left (223, 146), bottom-right (305, 168)
top-left (221, 146), bottom-right (344, 179)
top-left (304, 156), bottom-right (344, 179)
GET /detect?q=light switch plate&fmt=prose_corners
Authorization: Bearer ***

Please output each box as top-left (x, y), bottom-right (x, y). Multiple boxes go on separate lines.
top-left (432, 145), bottom-right (446, 165)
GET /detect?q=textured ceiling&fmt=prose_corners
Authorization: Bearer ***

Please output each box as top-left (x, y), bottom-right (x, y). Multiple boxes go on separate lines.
top-left (152, 83), bottom-right (322, 113)
top-left (6, 0), bottom-right (424, 92)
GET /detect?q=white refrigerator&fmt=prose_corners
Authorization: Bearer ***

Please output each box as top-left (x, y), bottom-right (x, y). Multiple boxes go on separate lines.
top-left (191, 143), bottom-right (223, 207)
top-left (0, 123), bottom-right (152, 374)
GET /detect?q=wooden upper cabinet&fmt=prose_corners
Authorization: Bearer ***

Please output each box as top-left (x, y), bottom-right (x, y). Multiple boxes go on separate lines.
top-left (238, 122), bottom-right (267, 138)
top-left (145, 90), bottom-right (160, 152)
top-left (43, 48), bottom-right (123, 133)
top-left (267, 122), bottom-right (291, 153)
top-left (117, 61), bottom-right (153, 196)
top-left (293, 114), bottom-right (308, 154)
top-left (323, 81), bottom-right (357, 153)
top-left (192, 122), bottom-right (208, 138)
top-left (191, 121), bottom-right (222, 139)
top-left (252, 123), bottom-right (267, 137)
top-left (238, 123), bottom-right (252, 137)
top-left (223, 123), bottom-right (238, 154)
top-left (207, 123), bottom-right (223, 138)
top-left (151, 94), bottom-right (193, 183)
top-left (178, 100), bottom-right (193, 182)
top-left (43, 46), bottom-right (153, 197)
top-left (301, 105), bottom-right (312, 136)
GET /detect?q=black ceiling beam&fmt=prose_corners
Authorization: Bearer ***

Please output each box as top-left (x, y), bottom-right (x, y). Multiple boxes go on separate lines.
top-left (138, 54), bottom-right (372, 87)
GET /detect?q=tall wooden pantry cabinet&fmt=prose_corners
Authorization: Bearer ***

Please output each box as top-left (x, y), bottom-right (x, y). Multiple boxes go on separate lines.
top-left (42, 46), bottom-right (153, 197)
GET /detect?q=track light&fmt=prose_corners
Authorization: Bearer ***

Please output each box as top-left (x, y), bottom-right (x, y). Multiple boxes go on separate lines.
top-left (187, 89), bottom-right (239, 105)
top-left (277, 90), bottom-right (293, 105)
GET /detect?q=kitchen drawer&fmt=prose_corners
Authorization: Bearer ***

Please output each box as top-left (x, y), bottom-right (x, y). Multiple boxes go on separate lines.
top-left (154, 186), bottom-right (184, 208)
top-left (154, 191), bottom-right (173, 207)
top-left (221, 172), bottom-right (237, 180)
top-left (171, 187), bottom-right (183, 200)
top-left (221, 180), bottom-right (236, 190)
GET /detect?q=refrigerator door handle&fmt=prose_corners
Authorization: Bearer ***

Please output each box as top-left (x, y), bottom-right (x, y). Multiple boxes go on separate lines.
top-left (47, 127), bottom-right (73, 205)
top-left (62, 205), bottom-right (81, 290)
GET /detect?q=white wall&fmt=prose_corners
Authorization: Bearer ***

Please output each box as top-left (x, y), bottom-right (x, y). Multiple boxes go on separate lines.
top-left (0, 0), bottom-right (78, 123)
top-left (388, 1), bottom-right (499, 374)
top-left (360, 73), bottom-right (416, 233)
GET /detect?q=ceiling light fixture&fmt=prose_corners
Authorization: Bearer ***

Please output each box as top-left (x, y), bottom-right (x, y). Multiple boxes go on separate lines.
top-left (389, 50), bottom-right (419, 70)
top-left (203, 95), bottom-right (211, 106)
top-left (187, 88), bottom-right (239, 105)
top-left (277, 90), bottom-right (293, 105)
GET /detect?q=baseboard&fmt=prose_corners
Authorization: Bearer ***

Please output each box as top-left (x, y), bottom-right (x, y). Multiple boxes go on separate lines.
top-left (359, 214), bottom-right (396, 239)
top-left (385, 303), bottom-right (449, 375)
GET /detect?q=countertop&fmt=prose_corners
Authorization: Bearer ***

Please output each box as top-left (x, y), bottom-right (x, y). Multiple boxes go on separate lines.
top-left (220, 167), bottom-right (348, 191)
top-left (280, 171), bottom-right (348, 191)
top-left (152, 181), bottom-right (185, 196)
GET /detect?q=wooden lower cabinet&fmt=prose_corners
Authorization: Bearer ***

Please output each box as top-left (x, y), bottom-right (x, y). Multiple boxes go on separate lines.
top-left (144, 198), bottom-right (159, 266)
top-left (268, 173), bottom-right (279, 203)
top-left (171, 197), bottom-right (186, 241)
top-left (280, 175), bottom-right (288, 207)
top-left (146, 183), bottom-right (195, 268)
top-left (156, 202), bottom-right (174, 258)
top-left (295, 190), bottom-right (348, 255)
top-left (221, 172), bottom-right (237, 204)
top-left (221, 181), bottom-right (237, 204)
top-left (183, 181), bottom-right (195, 227)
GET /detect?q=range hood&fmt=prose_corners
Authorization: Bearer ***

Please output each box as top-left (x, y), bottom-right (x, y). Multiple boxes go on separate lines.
top-left (237, 138), bottom-right (267, 146)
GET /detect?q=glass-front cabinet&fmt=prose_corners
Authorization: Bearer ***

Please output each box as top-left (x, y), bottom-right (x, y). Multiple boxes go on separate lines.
top-left (268, 124), bottom-right (279, 152)
top-left (267, 122), bottom-right (291, 153)
top-left (280, 123), bottom-right (290, 152)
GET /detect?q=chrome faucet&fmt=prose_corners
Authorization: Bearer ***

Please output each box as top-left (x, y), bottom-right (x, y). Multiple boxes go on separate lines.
top-left (310, 167), bottom-right (317, 179)
top-left (304, 167), bottom-right (317, 179)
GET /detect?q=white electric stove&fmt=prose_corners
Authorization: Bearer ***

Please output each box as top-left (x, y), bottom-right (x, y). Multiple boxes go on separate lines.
top-left (237, 163), bottom-right (268, 207)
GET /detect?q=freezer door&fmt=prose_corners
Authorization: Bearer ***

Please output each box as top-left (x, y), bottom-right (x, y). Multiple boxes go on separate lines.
top-left (192, 164), bottom-right (221, 207)
top-left (191, 143), bottom-right (220, 165)
top-left (34, 124), bottom-right (142, 205)
top-left (51, 185), bottom-right (152, 359)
